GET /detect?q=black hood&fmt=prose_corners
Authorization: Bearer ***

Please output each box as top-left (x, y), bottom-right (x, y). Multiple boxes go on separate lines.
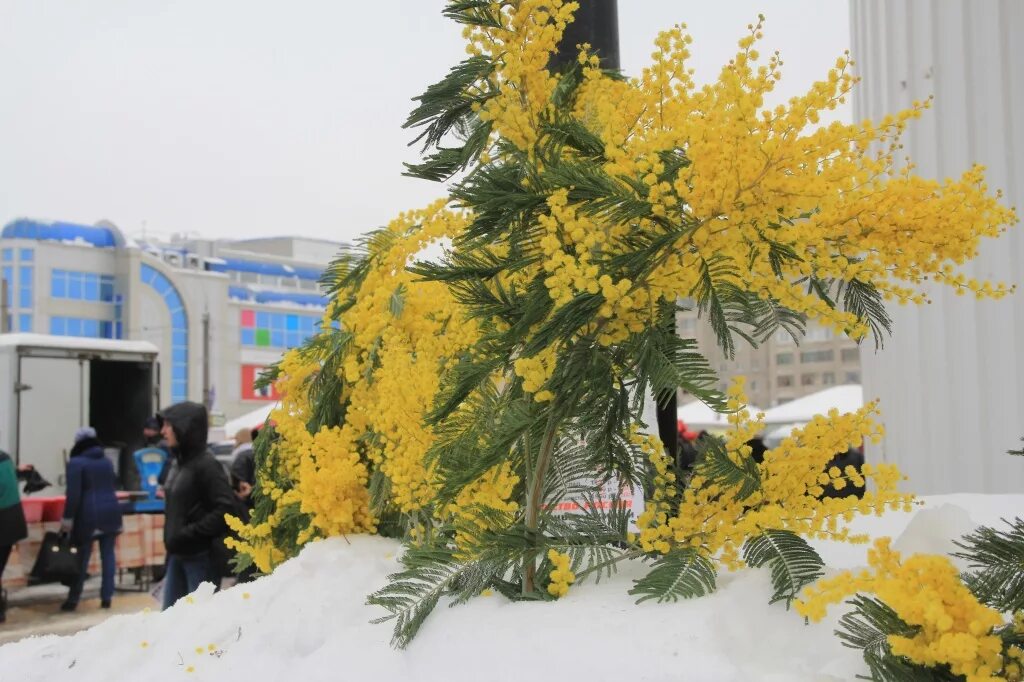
top-left (159, 401), bottom-right (209, 459)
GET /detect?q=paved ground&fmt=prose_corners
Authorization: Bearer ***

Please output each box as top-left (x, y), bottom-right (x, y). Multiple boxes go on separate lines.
top-left (1, 579), bottom-right (157, 646)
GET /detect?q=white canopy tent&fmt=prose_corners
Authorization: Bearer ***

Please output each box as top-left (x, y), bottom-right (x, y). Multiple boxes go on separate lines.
top-left (676, 400), bottom-right (765, 430)
top-left (760, 385), bottom-right (863, 425)
top-left (221, 402), bottom-right (279, 440)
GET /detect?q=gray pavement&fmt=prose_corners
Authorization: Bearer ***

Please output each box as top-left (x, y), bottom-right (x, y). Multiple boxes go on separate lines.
top-left (1, 577), bottom-right (156, 646)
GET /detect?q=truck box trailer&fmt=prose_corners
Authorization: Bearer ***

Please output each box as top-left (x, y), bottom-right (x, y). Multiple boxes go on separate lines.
top-left (0, 333), bottom-right (160, 490)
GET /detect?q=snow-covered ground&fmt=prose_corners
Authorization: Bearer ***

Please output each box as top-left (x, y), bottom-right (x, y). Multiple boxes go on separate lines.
top-left (1, 494), bottom-right (1021, 682)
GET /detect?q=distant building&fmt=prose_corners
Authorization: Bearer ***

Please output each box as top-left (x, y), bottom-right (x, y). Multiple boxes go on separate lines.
top-left (0, 218), bottom-right (339, 420)
top-left (675, 308), bottom-right (862, 410)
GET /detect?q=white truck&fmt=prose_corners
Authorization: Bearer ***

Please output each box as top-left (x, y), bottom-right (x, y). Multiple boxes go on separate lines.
top-left (0, 333), bottom-right (160, 490)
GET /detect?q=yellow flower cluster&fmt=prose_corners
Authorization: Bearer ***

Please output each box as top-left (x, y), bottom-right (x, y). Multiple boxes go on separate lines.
top-left (469, 12), bottom-right (1016, 346)
top-left (513, 344), bottom-right (558, 401)
top-left (546, 548), bottom-right (576, 598)
top-left (467, 0), bottom-right (579, 153)
top-left (446, 463), bottom-right (520, 559)
top-left (537, 189), bottom-right (650, 345)
top-left (334, 201), bottom-right (480, 513)
top-left (635, 378), bottom-right (914, 569)
top-left (797, 538), bottom-right (1007, 681)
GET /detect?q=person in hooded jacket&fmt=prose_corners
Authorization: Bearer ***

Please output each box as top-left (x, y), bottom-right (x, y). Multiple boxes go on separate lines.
top-left (159, 401), bottom-right (237, 610)
top-left (60, 427), bottom-right (123, 611)
top-left (0, 450), bottom-right (29, 623)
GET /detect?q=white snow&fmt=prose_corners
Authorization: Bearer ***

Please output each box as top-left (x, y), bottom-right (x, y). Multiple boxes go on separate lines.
top-left (760, 385), bottom-right (863, 425)
top-left (0, 334), bottom-right (159, 356)
top-left (1, 494), bottom-right (1021, 681)
top-left (677, 400), bottom-right (765, 430)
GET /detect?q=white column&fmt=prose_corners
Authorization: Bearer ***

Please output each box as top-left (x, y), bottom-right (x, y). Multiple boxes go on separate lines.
top-left (851, 0), bottom-right (1024, 493)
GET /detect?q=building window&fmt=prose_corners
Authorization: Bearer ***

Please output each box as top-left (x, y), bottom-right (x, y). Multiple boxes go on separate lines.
top-left (805, 326), bottom-right (832, 342)
top-left (777, 375), bottom-right (793, 387)
top-left (749, 380), bottom-right (757, 390)
top-left (1, 249), bottom-right (11, 262)
top-left (19, 248), bottom-right (33, 262)
top-left (822, 372), bottom-right (836, 385)
top-left (50, 316), bottom-right (116, 338)
top-left (678, 317), bottom-right (697, 335)
top-left (240, 309), bottom-right (320, 349)
top-left (18, 266), bottom-right (32, 309)
top-left (51, 270), bottom-right (116, 302)
top-left (801, 374), bottom-right (816, 386)
top-left (800, 349), bottom-right (835, 363)
top-left (845, 371), bottom-right (861, 384)
top-left (841, 347), bottom-right (859, 363)
top-left (776, 352), bottom-right (794, 365)
top-left (18, 314), bottom-right (31, 332)
top-left (774, 330), bottom-right (794, 344)
top-left (141, 264), bottom-right (188, 403)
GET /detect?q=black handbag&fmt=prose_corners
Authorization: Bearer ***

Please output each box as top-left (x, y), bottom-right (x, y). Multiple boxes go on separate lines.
top-left (30, 531), bottom-right (82, 585)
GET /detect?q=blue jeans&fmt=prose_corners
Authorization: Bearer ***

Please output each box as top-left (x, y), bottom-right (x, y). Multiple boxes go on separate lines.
top-left (162, 552), bottom-right (212, 610)
top-left (67, 533), bottom-right (117, 605)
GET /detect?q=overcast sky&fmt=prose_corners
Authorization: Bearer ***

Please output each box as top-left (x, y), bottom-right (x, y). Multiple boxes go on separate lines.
top-left (0, 1), bottom-right (849, 244)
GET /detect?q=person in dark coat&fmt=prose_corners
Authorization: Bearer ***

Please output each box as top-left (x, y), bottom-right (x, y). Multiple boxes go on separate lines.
top-left (0, 450), bottom-right (29, 623)
top-left (229, 427), bottom-right (258, 511)
top-left (159, 401), bottom-right (237, 610)
top-left (746, 437), bottom-right (768, 465)
top-left (60, 427), bottom-right (123, 611)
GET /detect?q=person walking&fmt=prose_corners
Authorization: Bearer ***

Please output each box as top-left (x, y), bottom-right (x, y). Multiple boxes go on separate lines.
top-left (159, 402), bottom-right (236, 610)
top-left (60, 427), bottom-right (123, 612)
top-left (0, 450), bottom-right (29, 623)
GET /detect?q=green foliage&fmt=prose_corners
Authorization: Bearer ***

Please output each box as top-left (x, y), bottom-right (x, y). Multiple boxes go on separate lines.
top-left (629, 548), bottom-right (717, 604)
top-left (692, 434), bottom-right (761, 502)
top-left (403, 54), bottom-right (495, 181)
top-left (835, 596), bottom-right (955, 681)
top-left (367, 545), bottom-right (477, 649)
top-left (741, 530), bottom-right (824, 607)
top-left (953, 517), bottom-right (1024, 613)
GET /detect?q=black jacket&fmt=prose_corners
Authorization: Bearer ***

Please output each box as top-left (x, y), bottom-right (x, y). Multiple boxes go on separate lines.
top-left (160, 402), bottom-right (237, 556)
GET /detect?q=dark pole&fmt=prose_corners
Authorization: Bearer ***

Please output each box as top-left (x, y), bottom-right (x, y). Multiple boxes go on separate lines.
top-left (552, 1), bottom-right (679, 465)
top-left (549, 0), bottom-right (620, 72)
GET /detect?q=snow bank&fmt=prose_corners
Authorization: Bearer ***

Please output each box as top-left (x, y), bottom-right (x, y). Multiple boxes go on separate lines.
top-left (1, 494), bottom-right (1021, 682)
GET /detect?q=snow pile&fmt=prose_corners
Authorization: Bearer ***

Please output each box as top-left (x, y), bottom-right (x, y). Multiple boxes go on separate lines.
top-left (1, 494), bottom-right (1021, 682)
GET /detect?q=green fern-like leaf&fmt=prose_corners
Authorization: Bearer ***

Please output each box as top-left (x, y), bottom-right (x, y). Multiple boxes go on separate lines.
top-left (836, 596), bottom-right (953, 681)
top-left (838, 278), bottom-right (892, 350)
top-left (693, 435), bottom-right (761, 502)
top-left (367, 546), bottom-right (473, 649)
top-left (741, 529), bottom-right (824, 607)
top-left (629, 548), bottom-right (717, 604)
top-left (952, 517), bottom-right (1024, 613)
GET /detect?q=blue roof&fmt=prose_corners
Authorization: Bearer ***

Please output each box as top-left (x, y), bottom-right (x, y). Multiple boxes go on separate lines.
top-left (206, 257), bottom-right (322, 281)
top-left (229, 285), bottom-right (327, 307)
top-left (2, 219), bottom-right (124, 248)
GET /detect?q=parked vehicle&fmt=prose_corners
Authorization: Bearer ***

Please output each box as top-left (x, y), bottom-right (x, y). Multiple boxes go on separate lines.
top-left (0, 334), bottom-right (159, 490)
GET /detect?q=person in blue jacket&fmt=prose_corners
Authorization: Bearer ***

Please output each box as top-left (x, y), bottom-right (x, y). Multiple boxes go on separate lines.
top-left (60, 427), bottom-right (123, 611)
